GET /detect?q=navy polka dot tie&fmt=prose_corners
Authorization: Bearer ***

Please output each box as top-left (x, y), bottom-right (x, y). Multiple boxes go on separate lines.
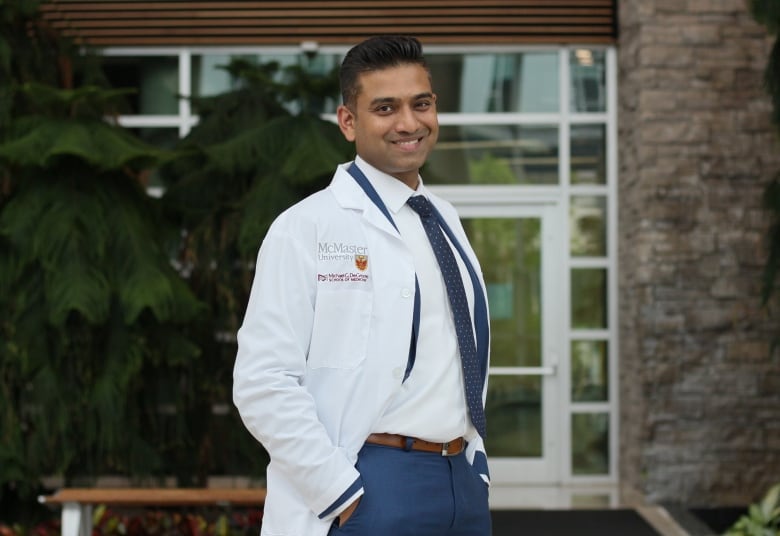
top-left (407, 195), bottom-right (487, 438)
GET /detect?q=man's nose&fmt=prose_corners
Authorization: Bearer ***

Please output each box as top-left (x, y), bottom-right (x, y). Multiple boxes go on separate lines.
top-left (395, 105), bottom-right (421, 133)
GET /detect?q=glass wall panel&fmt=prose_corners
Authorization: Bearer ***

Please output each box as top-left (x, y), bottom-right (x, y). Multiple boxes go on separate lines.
top-left (102, 56), bottom-right (179, 115)
top-left (571, 340), bottom-right (608, 402)
top-left (426, 125), bottom-right (558, 185)
top-left (570, 49), bottom-right (606, 113)
top-left (571, 268), bottom-right (608, 329)
top-left (486, 375), bottom-right (542, 457)
top-left (571, 412), bottom-right (609, 474)
top-left (570, 195), bottom-right (607, 257)
top-left (572, 494), bottom-right (611, 508)
top-left (429, 52), bottom-right (559, 113)
top-left (192, 53), bottom-right (341, 113)
top-left (192, 53), bottom-right (249, 97)
top-left (98, 45), bottom-right (618, 484)
top-left (463, 217), bottom-right (541, 368)
top-left (571, 124), bottom-right (606, 184)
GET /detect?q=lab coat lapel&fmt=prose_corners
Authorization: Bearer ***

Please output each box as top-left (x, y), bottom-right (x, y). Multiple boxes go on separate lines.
top-left (329, 165), bottom-right (402, 239)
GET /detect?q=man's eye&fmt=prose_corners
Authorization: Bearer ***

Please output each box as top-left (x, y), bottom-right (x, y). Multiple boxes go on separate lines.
top-left (375, 105), bottom-right (393, 113)
top-left (416, 101), bottom-right (432, 110)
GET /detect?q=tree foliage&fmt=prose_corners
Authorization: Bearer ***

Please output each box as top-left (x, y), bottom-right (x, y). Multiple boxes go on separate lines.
top-left (751, 2), bottom-right (780, 310)
top-left (1, 0), bottom-right (354, 524)
top-left (157, 58), bottom-right (353, 484)
top-left (0, 1), bottom-right (202, 521)
top-left (750, 22), bottom-right (780, 532)
top-left (161, 56), bottom-right (352, 338)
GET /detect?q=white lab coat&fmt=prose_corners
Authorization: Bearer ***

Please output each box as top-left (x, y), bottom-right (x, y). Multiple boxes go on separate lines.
top-left (233, 162), bottom-right (490, 536)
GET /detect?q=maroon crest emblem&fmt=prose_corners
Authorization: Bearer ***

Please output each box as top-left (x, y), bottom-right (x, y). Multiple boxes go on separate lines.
top-left (355, 255), bottom-right (368, 271)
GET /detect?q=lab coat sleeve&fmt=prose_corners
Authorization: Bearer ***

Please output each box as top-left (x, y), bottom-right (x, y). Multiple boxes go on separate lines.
top-left (233, 216), bottom-right (362, 520)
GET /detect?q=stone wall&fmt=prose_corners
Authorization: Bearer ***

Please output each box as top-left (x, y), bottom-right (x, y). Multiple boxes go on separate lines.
top-left (618, 0), bottom-right (780, 506)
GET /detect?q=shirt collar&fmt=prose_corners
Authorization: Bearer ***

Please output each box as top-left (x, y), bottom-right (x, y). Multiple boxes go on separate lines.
top-left (354, 156), bottom-right (427, 214)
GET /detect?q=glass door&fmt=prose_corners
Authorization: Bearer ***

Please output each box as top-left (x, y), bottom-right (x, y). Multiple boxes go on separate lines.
top-left (454, 201), bottom-right (564, 485)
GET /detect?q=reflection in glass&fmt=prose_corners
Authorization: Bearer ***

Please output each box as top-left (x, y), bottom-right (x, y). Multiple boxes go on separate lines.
top-left (570, 49), bottom-right (607, 113)
top-left (428, 52), bottom-right (559, 113)
top-left (571, 124), bottom-right (606, 185)
top-left (571, 340), bottom-right (608, 402)
top-left (485, 376), bottom-right (542, 457)
top-left (463, 218), bottom-right (541, 367)
top-left (572, 412), bottom-right (609, 474)
top-left (102, 57), bottom-right (179, 115)
top-left (570, 195), bottom-right (607, 257)
top-left (571, 268), bottom-right (607, 329)
top-left (426, 125), bottom-right (558, 185)
top-left (192, 53), bottom-right (341, 113)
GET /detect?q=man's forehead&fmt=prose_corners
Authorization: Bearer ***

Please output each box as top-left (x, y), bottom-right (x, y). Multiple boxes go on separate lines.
top-left (355, 64), bottom-right (432, 99)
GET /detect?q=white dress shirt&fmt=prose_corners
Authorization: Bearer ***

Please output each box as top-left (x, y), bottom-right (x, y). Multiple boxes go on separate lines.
top-left (354, 157), bottom-right (475, 443)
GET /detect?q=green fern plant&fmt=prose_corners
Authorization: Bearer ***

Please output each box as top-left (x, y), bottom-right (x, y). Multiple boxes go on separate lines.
top-left (0, 82), bottom-right (204, 483)
top-left (0, 2), bottom-right (203, 518)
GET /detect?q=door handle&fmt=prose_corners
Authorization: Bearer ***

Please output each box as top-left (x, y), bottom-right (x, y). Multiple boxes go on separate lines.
top-left (489, 366), bottom-right (557, 376)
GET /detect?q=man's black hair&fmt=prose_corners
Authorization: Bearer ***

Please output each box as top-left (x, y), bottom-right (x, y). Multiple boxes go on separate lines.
top-left (339, 35), bottom-right (429, 108)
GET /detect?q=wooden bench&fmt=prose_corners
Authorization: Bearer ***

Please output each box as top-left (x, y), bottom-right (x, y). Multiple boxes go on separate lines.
top-left (39, 488), bottom-right (266, 536)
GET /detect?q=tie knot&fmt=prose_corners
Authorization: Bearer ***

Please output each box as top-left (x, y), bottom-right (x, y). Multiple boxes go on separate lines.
top-left (407, 195), bottom-right (433, 218)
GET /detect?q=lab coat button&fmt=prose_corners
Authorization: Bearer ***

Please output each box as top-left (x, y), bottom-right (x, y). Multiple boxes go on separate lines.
top-left (401, 288), bottom-right (412, 298)
top-left (392, 367), bottom-right (403, 380)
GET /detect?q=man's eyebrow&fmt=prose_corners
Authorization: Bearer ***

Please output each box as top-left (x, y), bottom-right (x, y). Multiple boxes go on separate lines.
top-left (368, 92), bottom-right (435, 107)
top-left (368, 96), bottom-right (397, 107)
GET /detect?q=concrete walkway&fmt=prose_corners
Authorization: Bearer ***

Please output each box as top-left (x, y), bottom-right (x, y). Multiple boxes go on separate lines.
top-left (638, 505), bottom-right (698, 536)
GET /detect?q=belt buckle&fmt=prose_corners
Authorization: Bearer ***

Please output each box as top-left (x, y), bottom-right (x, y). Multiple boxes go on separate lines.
top-left (441, 441), bottom-right (453, 456)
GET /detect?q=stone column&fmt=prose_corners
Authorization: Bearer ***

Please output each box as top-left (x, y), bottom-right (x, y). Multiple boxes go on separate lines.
top-left (618, 0), bottom-right (780, 505)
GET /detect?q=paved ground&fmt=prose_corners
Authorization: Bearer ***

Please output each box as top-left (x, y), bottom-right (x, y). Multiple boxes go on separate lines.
top-left (490, 508), bottom-right (675, 535)
top-left (488, 505), bottom-right (725, 536)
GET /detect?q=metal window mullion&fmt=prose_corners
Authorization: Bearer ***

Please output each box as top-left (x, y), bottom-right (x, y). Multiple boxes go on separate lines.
top-left (558, 46), bottom-right (575, 483)
top-left (570, 257), bottom-right (609, 269)
top-left (605, 45), bottom-right (620, 484)
top-left (569, 113), bottom-right (609, 124)
top-left (115, 115), bottom-right (181, 128)
top-left (570, 329), bottom-right (610, 340)
top-left (570, 184), bottom-right (609, 196)
top-left (437, 113), bottom-right (562, 125)
top-left (179, 48), bottom-right (192, 138)
top-left (570, 402), bottom-right (611, 413)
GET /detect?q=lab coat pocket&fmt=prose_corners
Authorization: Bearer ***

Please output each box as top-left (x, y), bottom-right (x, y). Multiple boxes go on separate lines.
top-left (308, 289), bottom-right (372, 369)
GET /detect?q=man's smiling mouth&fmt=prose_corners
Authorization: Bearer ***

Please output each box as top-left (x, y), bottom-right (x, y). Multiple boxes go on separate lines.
top-left (393, 137), bottom-right (423, 146)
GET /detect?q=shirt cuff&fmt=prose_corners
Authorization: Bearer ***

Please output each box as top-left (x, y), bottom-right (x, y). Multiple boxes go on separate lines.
top-left (317, 476), bottom-right (364, 520)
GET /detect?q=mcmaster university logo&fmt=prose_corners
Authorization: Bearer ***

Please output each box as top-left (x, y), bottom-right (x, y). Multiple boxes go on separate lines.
top-left (317, 241), bottom-right (370, 283)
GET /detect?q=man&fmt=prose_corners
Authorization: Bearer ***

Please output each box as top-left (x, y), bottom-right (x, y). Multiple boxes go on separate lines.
top-left (233, 35), bottom-right (491, 536)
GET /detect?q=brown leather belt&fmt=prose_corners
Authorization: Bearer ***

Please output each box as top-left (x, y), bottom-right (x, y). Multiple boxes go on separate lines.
top-left (365, 433), bottom-right (465, 456)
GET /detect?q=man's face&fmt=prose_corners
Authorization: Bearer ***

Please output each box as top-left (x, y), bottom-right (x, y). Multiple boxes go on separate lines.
top-left (337, 63), bottom-right (439, 189)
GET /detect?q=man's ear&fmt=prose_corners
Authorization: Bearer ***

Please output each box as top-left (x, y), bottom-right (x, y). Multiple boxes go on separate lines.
top-left (337, 104), bottom-right (356, 142)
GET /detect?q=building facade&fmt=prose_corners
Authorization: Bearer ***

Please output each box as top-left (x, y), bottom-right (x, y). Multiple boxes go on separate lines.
top-left (40, 0), bottom-right (780, 508)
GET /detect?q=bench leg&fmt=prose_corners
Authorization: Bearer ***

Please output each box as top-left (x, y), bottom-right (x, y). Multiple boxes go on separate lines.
top-left (61, 502), bottom-right (92, 536)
